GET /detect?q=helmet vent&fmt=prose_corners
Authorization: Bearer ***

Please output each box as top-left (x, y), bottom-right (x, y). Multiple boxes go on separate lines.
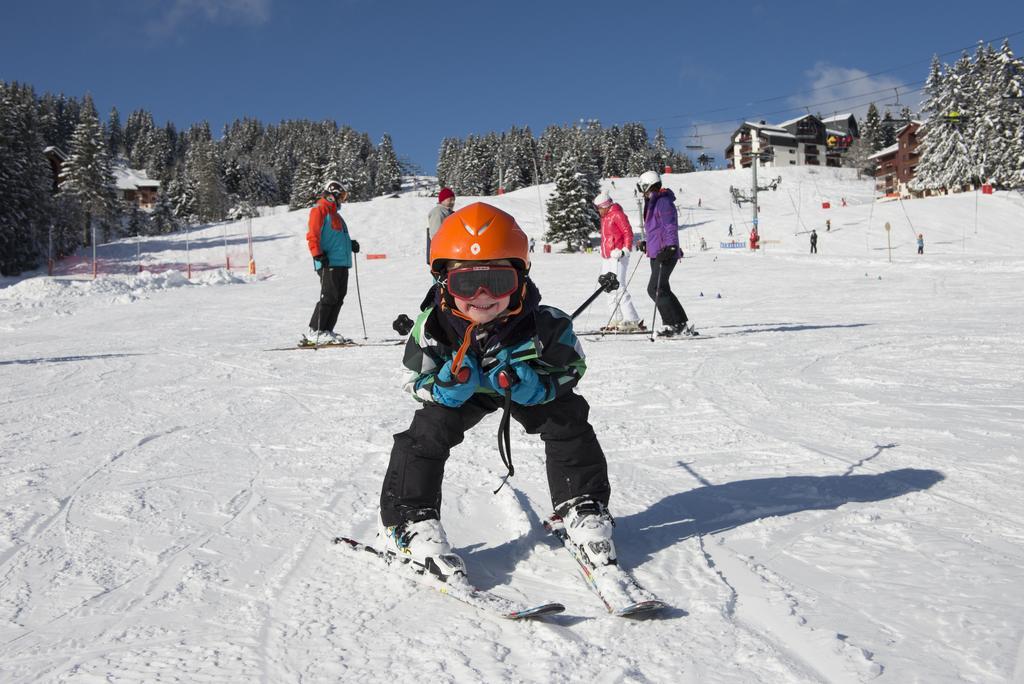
top-left (460, 217), bottom-right (493, 236)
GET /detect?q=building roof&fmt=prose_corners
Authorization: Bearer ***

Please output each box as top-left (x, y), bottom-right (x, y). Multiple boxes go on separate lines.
top-left (868, 143), bottom-right (900, 160)
top-left (42, 145), bottom-right (68, 160)
top-left (776, 113), bottom-right (818, 129)
top-left (740, 121), bottom-right (789, 133)
top-left (821, 113), bottom-right (854, 123)
top-left (112, 163), bottom-right (161, 190)
top-left (894, 119), bottom-right (925, 137)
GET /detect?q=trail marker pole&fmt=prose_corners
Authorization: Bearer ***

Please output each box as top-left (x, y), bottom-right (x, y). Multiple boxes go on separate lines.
top-left (885, 222), bottom-right (892, 263)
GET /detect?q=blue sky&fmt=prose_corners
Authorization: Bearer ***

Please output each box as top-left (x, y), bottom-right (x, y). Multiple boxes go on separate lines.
top-left (3, 0), bottom-right (1023, 171)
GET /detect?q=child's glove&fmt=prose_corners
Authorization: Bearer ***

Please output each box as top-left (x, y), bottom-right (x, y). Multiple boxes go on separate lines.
top-left (431, 356), bottom-right (480, 407)
top-left (609, 248), bottom-right (626, 259)
top-left (486, 358), bottom-right (552, 406)
top-left (351, 239), bottom-right (360, 253)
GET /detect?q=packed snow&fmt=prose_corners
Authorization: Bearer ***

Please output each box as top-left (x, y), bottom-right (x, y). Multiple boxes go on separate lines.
top-left (2, 166), bottom-right (1023, 683)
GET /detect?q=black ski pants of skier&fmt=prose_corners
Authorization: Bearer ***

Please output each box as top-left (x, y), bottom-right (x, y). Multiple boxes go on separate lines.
top-left (309, 266), bottom-right (349, 332)
top-left (810, 242), bottom-right (817, 254)
top-left (380, 392), bottom-right (610, 526)
top-left (647, 256), bottom-right (687, 327)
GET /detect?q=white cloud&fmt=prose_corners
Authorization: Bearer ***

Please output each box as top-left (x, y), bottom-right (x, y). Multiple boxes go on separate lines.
top-left (148, 0), bottom-right (271, 35)
top-left (788, 62), bottom-right (915, 121)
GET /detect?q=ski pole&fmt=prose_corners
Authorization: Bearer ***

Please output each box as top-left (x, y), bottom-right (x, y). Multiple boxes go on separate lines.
top-left (315, 263), bottom-right (326, 349)
top-left (353, 252), bottom-right (368, 340)
top-left (599, 254), bottom-right (643, 334)
top-left (570, 272), bottom-right (618, 320)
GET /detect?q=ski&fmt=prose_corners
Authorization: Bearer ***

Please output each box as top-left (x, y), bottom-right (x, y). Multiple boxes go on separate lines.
top-left (332, 536), bottom-right (565, 620)
top-left (543, 516), bottom-right (668, 618)
top-left (576, 329), bottom-right (651, 337)
top-left (265, 339), bottom-right (404, 351)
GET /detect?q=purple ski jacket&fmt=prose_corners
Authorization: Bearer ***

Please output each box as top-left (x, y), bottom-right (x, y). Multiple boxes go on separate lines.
top-left (643, 188), bottom-right (679, 258)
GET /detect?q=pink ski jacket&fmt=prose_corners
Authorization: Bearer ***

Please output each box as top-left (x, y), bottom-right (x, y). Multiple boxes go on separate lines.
top-left (599, 203), bottom-right (634, 258)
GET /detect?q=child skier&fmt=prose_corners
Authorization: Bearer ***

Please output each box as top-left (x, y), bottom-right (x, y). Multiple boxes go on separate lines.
top-left (378, 202), bottom-right (615, 581)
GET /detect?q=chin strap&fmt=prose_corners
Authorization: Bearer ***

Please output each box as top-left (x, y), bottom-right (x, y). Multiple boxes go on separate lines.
top-left (493, 371), bottom-right (516, 494)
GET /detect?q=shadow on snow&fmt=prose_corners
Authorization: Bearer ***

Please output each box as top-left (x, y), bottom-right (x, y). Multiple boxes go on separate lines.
top-left (0, 353), bottom-right (145, 366)
top-left (619, 467), bottom-right (944, 568)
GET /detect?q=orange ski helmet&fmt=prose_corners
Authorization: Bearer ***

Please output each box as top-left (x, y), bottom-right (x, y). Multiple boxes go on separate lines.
top-left (430, 202), bottom-right (530, 274)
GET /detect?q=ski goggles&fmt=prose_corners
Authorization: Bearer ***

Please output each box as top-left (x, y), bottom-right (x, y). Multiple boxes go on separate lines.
top-left (446, 265), bottom-right (519, 300)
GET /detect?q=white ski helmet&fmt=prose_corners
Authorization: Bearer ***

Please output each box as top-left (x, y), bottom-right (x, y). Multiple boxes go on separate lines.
top-left (593, 191), bottom-right (612, 207)
top-left (324, 179), bottom-right (347, 195)
top-left (637, 170), bottom-right (662, 193)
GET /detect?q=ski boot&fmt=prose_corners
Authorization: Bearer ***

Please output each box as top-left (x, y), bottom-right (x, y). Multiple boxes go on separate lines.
top-left (552, 498), bottom-right (617, 568)
top-left (379, 511), bottom-right (466, 581)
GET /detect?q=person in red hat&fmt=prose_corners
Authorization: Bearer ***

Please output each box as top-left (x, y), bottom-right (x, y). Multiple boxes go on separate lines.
top-left (426, 188), bottom-right (456, 263)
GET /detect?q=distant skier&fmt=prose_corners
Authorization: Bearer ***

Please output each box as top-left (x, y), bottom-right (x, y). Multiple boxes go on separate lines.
top-left (728, 223), bottom-right (733, 237)
top-left (917, 233), bottom-right (924, 255)
top-left (378, 202), bottom-right (618, 581)
top-left (749, 226), bottom-right (760, 250)
top-left (529, 237), bottom-right (536, 253)
top-left (637, 170), bottom-right (695, 336)
top-left (700, 236), bottom-right (707, 251)
top-left (426, 188), bottom-right (455, 264)
top-left (810, 229), bottom-right (818, 254)
top-left (594, 192), bottom-right (643, 331)
top-left (826, 219), bottom-right (831, 232)
top-left (302, 180), bottom-right (359, 345)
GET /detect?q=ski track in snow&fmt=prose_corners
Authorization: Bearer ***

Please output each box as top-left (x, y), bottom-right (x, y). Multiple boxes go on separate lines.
top-left (2, 168), bottom-right (1023, 682)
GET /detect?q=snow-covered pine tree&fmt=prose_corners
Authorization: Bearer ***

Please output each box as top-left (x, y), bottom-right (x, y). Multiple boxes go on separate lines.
top-left (150, 189), bottom-right (179, 234)
top-left (375, 133), bottom-right (402, 195)
top-left (880, 111), bottom-right (898, 148)
top-left (544, 155), bottom-right (599, 252)
top-left (569, 125), bottom-right (598, 204)
top-left (601, 125), bottom-right (628, 178)
top-left (239, 164), bottom-right (278, 206)
top-left (107, 106), bottom-right (123, 158)
top-left (653, 128), bottom-right (670, 171)
top-left (538, 126), bottom-right (564, 181)
top-left (125, 202), bottom-right (151, 237)
top-left (167, 172), bottom-right (198, 223)
top-left (126, 110), bottom-right (156, 169)
top-left (188, 126), bottom-right (228, 222)
top-left (626, 148), bottom-right (652, 176)
top-left (457, 136), bottom-right (491, 196)
top-left (621, 123), bottom-right (649, 158)
top-left (984, 40), bottom-right (1024, 188)
top-left (0, 81), bottom-right (53, 274)
top-left (142, 125), bottom-right (174, 180)
top-left (59, 94), bottom-right (116, 246)
top-left (289, 153), bottom-right (324, 209)
top-left (436, 137), bottom-right (461, 190)
top-left (935, 52), bottom-right (979, 190)
top-left (911, 57), bottom-right (946, 192)
top-left (861, 103), bottom-right (885, 152)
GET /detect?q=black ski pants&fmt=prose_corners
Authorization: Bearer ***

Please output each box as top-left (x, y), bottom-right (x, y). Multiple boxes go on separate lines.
top-left (308, 266), bottom-right (349, 332)
top-left (380, 392), bottom-right (610, 526)
top-left (647, 257), bottom-right (687, 327)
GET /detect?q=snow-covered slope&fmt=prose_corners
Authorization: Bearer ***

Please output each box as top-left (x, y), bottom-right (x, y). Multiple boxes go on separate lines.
top-left (1, 169), bottom-right (1023, 683)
